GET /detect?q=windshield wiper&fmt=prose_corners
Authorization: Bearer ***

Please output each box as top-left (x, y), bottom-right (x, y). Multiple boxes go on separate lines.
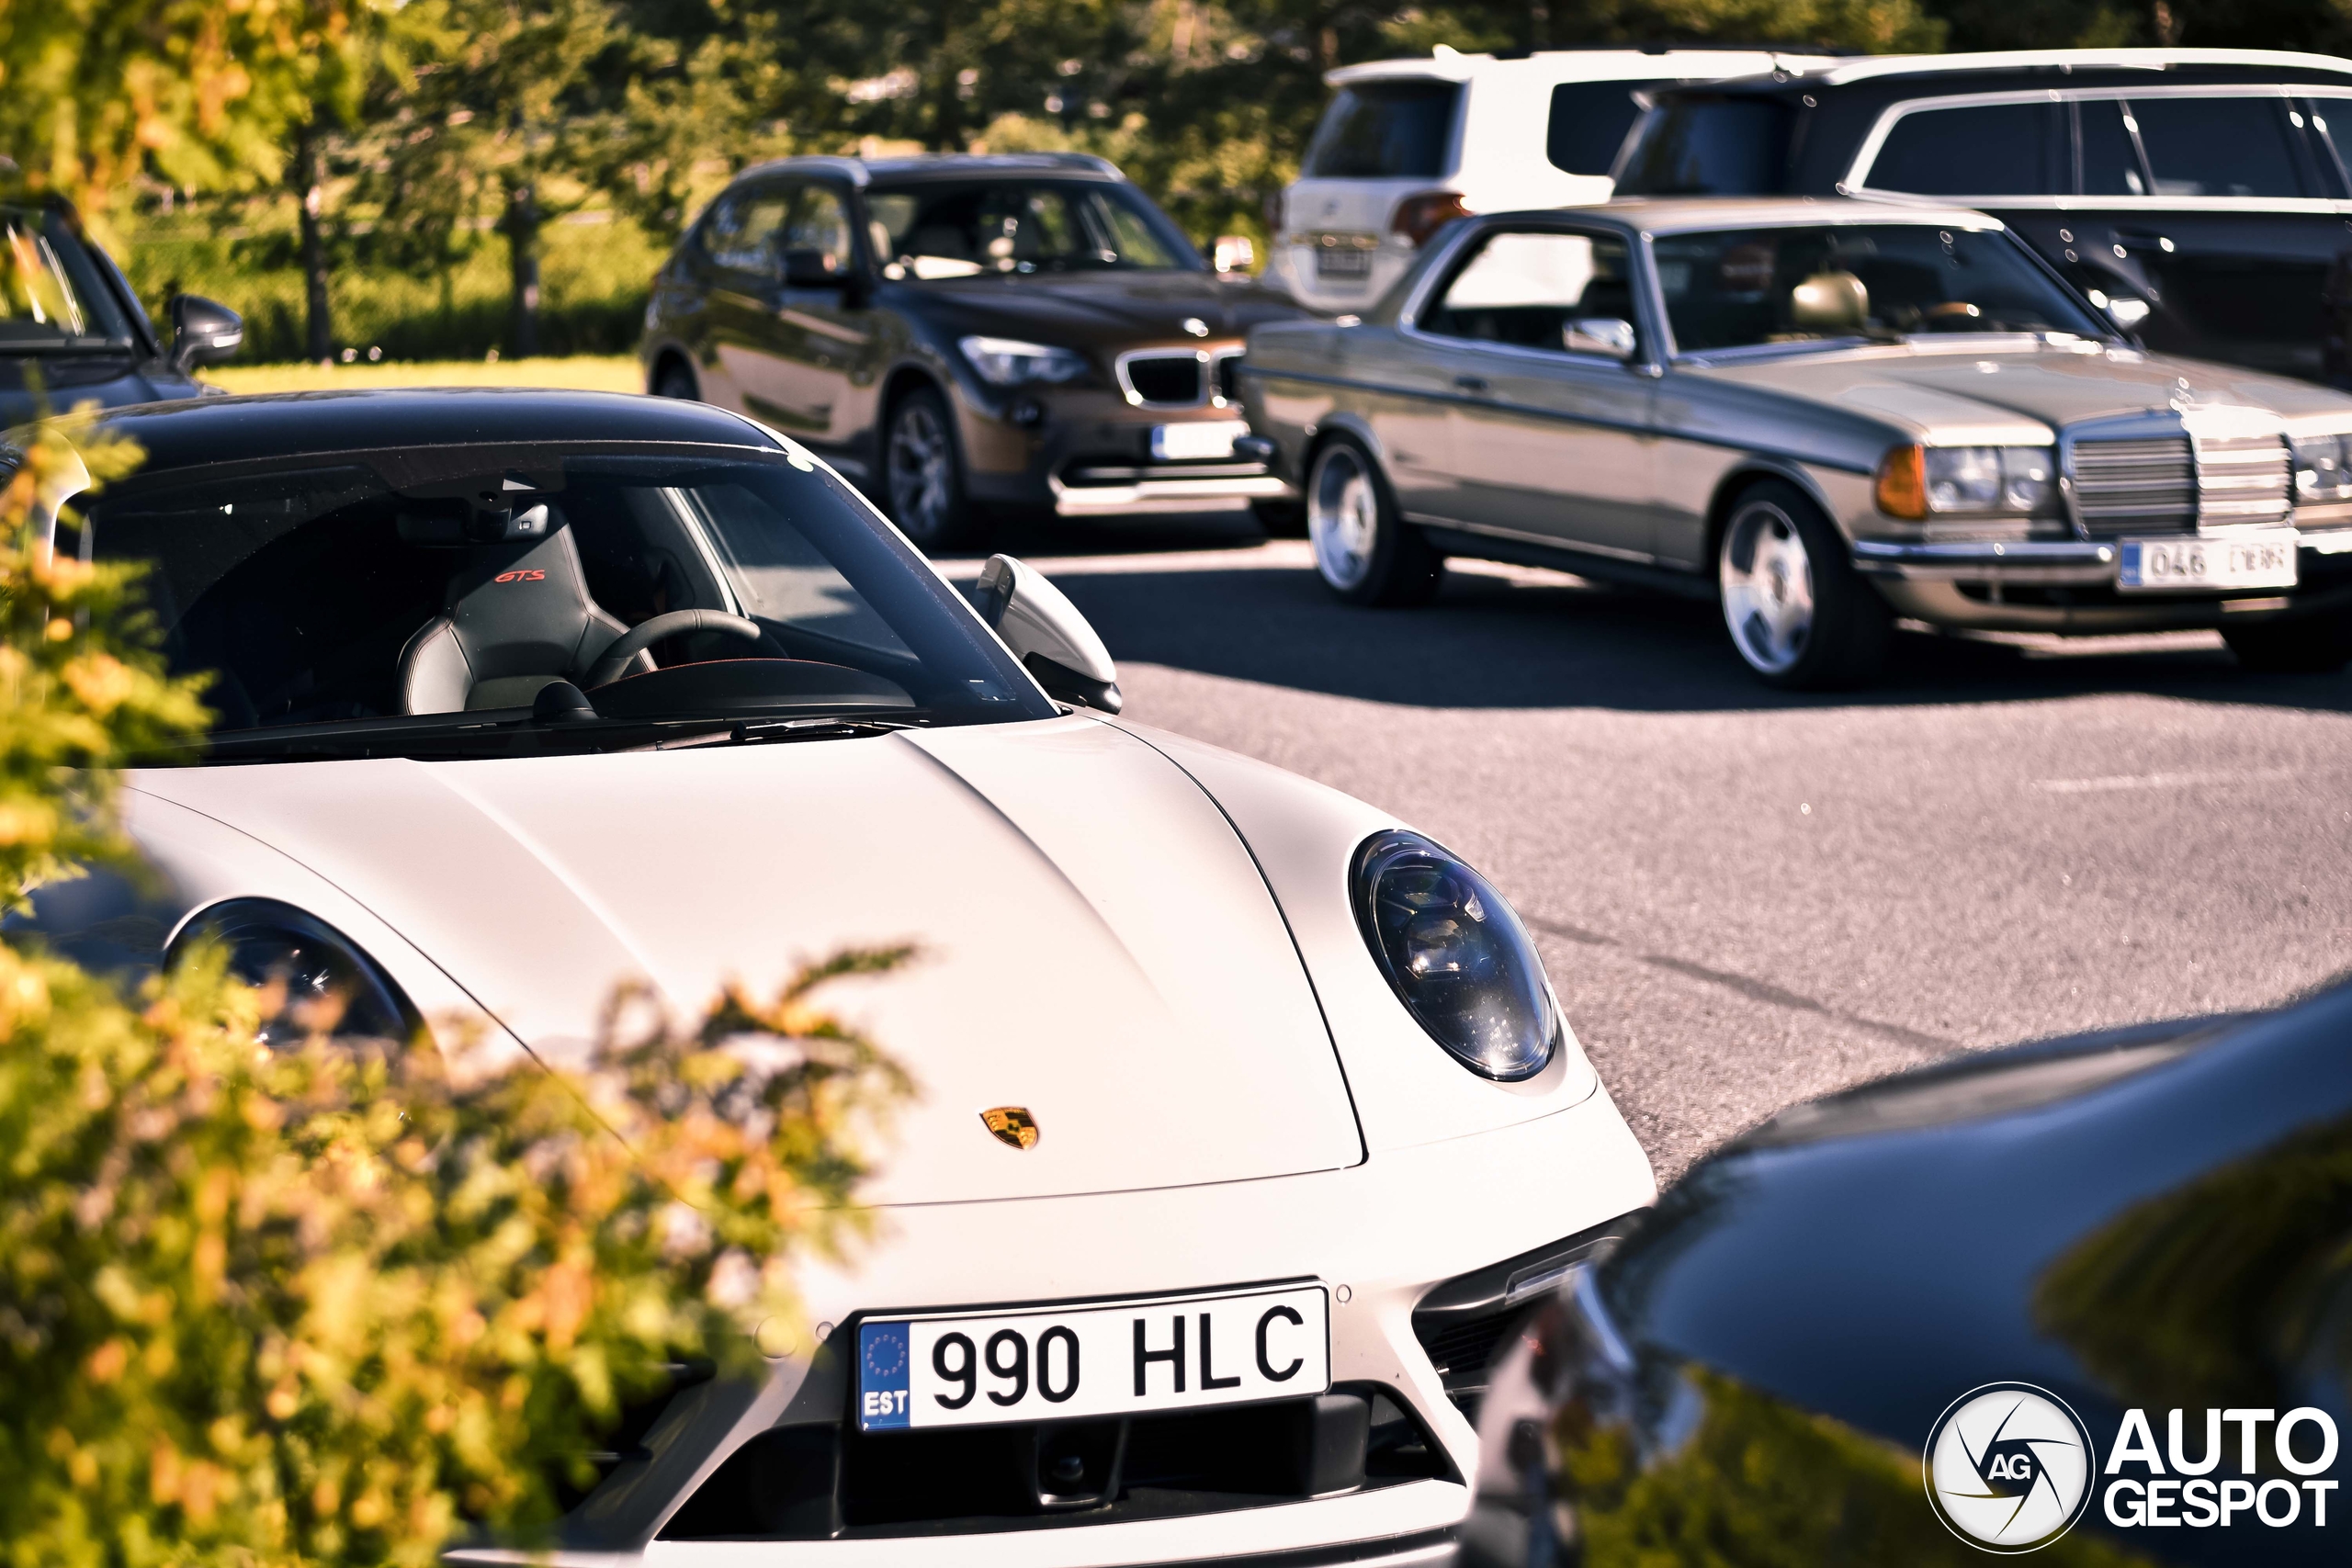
top-left (726, 715), bottom-right (924, 745)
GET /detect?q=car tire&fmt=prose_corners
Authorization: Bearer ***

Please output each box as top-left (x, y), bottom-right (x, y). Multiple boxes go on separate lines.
top-left (651, 357), bottom-right (699, 400)
top-left (1717, 479), bottom-right (1890, 689)
top-left (885, 386), bottom-right (984, 551)
top-left (1306, 437), bottom-right (1442, 606)
top-left (2222, 614), bottom-right (2352, 673)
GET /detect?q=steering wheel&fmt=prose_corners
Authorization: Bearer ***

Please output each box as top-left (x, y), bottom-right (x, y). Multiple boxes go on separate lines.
top-left (586, 610), bottom-right (763, 689)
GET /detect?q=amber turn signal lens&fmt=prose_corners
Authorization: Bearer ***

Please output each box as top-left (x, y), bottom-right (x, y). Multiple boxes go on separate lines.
top-left (1874, 444), bottom-right (1928, 519)
top-left (1391, 191), bottom-right (1471, 248)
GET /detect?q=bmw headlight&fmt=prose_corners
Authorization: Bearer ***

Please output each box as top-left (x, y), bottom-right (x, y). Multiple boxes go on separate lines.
top-left (168, 898), bottom-right (422, 1051)
top-left (2290, 431), bottom-right (2352, 503)
top-left (1351, 830), bottom-right (1559, 1081)
top-left (1876, 445), bottom-right (2056, 518)
top-left (958, 335), bottom-right (1088, 387)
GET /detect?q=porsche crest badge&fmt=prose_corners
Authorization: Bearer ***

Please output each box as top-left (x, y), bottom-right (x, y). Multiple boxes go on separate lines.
top-left (980, 1106), bottom-right (1039, 1150)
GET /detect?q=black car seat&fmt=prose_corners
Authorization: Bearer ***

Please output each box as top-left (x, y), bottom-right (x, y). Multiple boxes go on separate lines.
top-left (396, 519), bottom-right (650, 713)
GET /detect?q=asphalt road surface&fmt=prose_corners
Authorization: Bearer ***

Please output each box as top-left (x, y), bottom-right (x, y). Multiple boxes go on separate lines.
top-left (956, 516), bottom-right (2352, 1181)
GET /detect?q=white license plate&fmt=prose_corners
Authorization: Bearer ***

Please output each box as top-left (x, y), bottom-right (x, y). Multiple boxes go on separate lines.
top-left (1152, 420), bottom-right (1247, 461)
top-left (854, 1283), bottom-right (1329, 1432)
top-left (2118, 531), bottom-right (2299, 592)
top-left (1316, 246), bottom-right (1373, 278)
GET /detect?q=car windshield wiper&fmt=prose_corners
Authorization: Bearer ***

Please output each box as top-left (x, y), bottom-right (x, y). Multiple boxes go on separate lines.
top-left (723, 715), bottom-right (926, 745)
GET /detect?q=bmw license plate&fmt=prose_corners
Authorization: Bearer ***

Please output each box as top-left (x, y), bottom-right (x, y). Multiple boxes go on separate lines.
top-left (1151, 420), bottom-right (1247, 461)
top-left (854, 1283), bottom-right (1329, 1431)
top-left (2118, 530), bottom-right (2298, 592)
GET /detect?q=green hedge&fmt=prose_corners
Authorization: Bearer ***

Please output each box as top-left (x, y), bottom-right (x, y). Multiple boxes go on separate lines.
top-left (123, 208), bottom-right (668, 364)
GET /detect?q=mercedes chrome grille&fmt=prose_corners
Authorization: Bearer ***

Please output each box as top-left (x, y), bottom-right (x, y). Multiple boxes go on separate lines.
top-left (2064, 419), bottom-right (2291, 537)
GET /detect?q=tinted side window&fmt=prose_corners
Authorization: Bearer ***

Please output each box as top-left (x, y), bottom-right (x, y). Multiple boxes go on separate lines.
top-left (1547, 80), bottom-right (1669, 177)
top-left (1865, 103), bottom-right (2060, 197)
top-left (1614, 97), bottom-right (1796, 195)
top-left (701, 186), bottom-right (793, 277)
top-left (1423, 230), bottom-right (1637, 354)
top-left (782, 186), bottom-right (854, 261)
top-left (1304, 81), bottom-right (1461, 179)
top-left (2130, 96), bottom-right (2310, 198)
top-left (2297, 97), bottom-right (2352, 198)
top-left (2075, 99), bottom-right (2149, 196)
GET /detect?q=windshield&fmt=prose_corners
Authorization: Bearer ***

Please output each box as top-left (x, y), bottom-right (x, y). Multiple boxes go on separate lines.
top-left (1613, 96), bottom-right (1797, 194)
top-left (865, 180), bottom-right (1198, 278)
top-left (83, 446), bottom-right (1056, 760)
top-left (1, 207), bottom-right (133, 347)
top-left (1653, 225), bottom-right (2109, 354)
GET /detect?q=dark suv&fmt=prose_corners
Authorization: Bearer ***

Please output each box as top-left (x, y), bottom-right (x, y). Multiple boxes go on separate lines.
top-left (0, 197), bottom-right (243, 426)
top-left (1616, 49), bottom-right (2352, 385)
top-left (640, 152), bottom-right (1312, 547)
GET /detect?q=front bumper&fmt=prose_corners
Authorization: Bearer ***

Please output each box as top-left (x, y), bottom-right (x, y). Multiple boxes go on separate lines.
top-left (506, 1087), bottom-right (1653, 1564)
top-left (1852, 525), bottom-right (2352, 633)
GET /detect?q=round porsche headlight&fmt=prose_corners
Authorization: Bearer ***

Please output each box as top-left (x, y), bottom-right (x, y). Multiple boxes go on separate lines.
top-left (1351, 831), bottom-right (1558, 1081)
top-left (169, 898), bottom-right (422, 1051)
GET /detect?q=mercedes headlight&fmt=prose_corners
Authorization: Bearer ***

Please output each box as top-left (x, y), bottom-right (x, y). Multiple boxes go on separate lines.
top-left (1351, 831), bottom-right (1559, 1081)
top-left (1876, 445), bottom-right (2055, 518)
top-left (169, 898), bottom-right (422, 1051)
top-left (2290, 431), bottom-right (2352, 503)
top-left (958, 336), bottom-right (1087, 387)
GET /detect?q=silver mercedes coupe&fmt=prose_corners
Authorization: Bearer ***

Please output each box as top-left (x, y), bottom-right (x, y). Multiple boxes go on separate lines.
top-left (1236, 197), bottom-right (2352, 687)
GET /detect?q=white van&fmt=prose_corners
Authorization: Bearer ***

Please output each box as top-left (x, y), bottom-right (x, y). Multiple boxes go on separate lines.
top-left (1265, 46), bottom-right (1809, 312)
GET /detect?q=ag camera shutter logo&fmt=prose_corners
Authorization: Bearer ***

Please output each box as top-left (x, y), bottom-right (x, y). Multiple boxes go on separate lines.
top-left (1924, 1382), bottom-right (2097, 1552)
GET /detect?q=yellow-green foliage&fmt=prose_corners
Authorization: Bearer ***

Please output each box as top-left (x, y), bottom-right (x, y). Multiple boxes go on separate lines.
top-left (0, 392), bottom-right (913, 1565)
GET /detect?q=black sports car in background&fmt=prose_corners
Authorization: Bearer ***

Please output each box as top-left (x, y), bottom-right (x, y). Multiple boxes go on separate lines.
top-left (1465, 979), bottom-right (2352, 1564)
top-left (639, 152), bottom-right (1313, 549)
top-left (0, 196), bottom-right (242, 424)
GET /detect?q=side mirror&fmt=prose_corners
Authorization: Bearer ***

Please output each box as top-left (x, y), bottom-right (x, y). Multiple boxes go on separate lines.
top-left (1564, 316), bottom-right (1636, 359)
top-left (169, 294), bottom-right (243, 372)
top-left (780, 247), bottom-right (846, 289)
top-left (972, 554), bottom-right (1122, 713)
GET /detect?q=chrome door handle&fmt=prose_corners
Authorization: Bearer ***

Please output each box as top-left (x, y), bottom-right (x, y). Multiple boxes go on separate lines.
top-left (1453, 374), bottom-right (1490, 394)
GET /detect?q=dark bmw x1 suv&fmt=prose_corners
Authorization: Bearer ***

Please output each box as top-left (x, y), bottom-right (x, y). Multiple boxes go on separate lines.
top-left (1617, 48), bottom-right (2352, 387)
top-left (640, 152), bottom-right (1312, 548)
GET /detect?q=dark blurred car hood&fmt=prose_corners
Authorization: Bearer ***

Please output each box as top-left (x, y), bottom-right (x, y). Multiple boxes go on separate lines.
top-left (0, 352), bottom-right (204, 426)
top-left (1552, 990), bottom-right (2352, 1562)
top-left (894, 270), bottom-right (1307, 346)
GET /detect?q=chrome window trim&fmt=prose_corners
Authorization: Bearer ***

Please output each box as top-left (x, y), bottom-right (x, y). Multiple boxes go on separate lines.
top-left (1844, 83), bottom-right (2348, 207)
top-left (1396, 216), bottom-right (1667, 377)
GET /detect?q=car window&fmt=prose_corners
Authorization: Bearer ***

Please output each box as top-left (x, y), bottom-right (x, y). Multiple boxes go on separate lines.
top-left (1652, 225), bottom-right (2107, 354)
top-left (1303, 80), bottom-right (1461, 179)
top-left (2127, 96), bottom-right (2310, 198)
top-left (701, 187), bottom-right (792, 278)
top-left (2075, 99), bottom-right (2150, 197)
top-left (0, 207), bottom-right (132, 345)
top-left (1865, 102), bottom-right (2061, 197)
top-left (1547, 80), bottom-right (1671, 177)
top-left (1613, 96), bottom-right (1797, 196)
top-left (865, 180), bottom-right (1196, 276)
top-left (80, 449), bottom-right (1052, 746)
top-left (2296, 97), bottom-right (2352, 197)
top-left (781, 185), bottom-right (854, 263)
top-left (1422, 230), bottom-right (1638, 354)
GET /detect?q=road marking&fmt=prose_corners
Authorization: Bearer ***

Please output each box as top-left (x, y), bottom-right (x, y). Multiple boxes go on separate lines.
top-left (2031, 766), bottom-right (2300, 795)
top-left (1524, 916), bottom-right (1952, 1055)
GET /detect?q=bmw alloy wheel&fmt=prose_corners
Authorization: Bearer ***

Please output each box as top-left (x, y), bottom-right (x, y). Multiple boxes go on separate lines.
top-left (888, 400), bottom-right (954, 543)
top-left (1720, 498), bottom-right (1815, 676)
top-left (1308, 444), bottom-right (1379, 592)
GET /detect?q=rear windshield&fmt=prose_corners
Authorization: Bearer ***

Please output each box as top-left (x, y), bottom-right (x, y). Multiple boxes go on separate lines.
top-left (78, 446), bottom-right (1054, 758)
top-left (865, 180), bottom-right (1198, 277)
top-left (1, 207), bottom-right (133, 346)
top-left (1613, 96), bottom-right (1797, 194)
top-left (1303, 80), bottom-right (1462, 180)
top-left (1653, 225), bottom-right (2107, 354)
top-left (1547, 80), bottom-right (1673, 177)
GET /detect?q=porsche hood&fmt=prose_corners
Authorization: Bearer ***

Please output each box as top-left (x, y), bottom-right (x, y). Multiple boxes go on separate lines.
top-left (129, 718), bottom-right (1365, 1206)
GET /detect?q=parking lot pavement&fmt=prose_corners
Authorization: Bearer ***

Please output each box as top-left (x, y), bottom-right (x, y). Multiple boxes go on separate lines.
top-left (956, 518), bottom-right (2352, 1179)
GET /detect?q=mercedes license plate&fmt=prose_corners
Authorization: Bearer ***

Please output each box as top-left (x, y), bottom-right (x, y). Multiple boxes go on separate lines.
top-left (2118, 531), bottom-right (2298, 592)
top-left (1316, 244), bottom-right (1372, 278)
top-left (854, 1283), bottom-right (1329, 1431)
top-left (1152, 420), bottom-right (1247, 461)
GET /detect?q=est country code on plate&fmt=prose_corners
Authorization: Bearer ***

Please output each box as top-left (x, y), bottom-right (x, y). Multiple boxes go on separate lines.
top-left (855, 1283), bottom-right (1330, 1431)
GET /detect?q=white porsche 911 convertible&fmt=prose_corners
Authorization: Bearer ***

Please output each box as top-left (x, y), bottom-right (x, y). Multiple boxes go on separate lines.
top-left (21, 389), bottom-right (1656, 1567)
